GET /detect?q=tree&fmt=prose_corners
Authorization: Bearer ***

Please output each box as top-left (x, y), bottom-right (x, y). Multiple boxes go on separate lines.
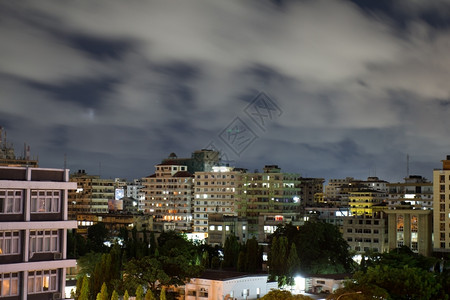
top-left (98, 282), bottom-right (109, 300)
top-left (145, 289), bottom-right (156, 300)
top-left (351, 265), bottom-right (441, 299)
top-left (245, 237), bottom-right (260, 272)
top-left (124, 256), bottom-right (170, 291)
top-left (272, 222), bottom-right (353, 274)
top-left (87, 222), bottom-right (109, 252)
top-left (223, 235), bottom-right (240, 269)
top-left (268, 236), bottom-right (289, 287)
top-left (211, 256), bottom-right (221, 269)
top-left (78, 275), bottom-right (90, 300)
top-left (237, 250), bottom-right (246, 272)
top-left (136, 285), bottom-right (144, 300)
top-left (159, 287), bottom-right (167, 300)
top-left (286, 243), bottom-right (301, 286)
top-left (124, 290), bottom-right (130, 300)
top-left (111, 290), bottom-right (119, 300)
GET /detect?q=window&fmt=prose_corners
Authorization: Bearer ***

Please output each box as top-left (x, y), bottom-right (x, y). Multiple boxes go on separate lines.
top-left (0, 273), bottom-right (19, 297)
top-left (0, 190), bottom-right (22, 214)
top-left (29, 230), bottom-right (59, 254)
top-left (31, 190), bottom-right (61, 213)
top-left (27, 270), bottom-right (58, 294)
top-left (0, 231), bottom-right (20, 255)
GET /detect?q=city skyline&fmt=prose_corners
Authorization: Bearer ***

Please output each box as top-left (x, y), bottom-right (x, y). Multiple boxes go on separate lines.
top-left (1, 1), bottom-right (450, 181)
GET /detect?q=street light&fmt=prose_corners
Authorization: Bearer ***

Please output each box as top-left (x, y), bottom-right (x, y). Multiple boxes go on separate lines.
top-left (336, 291), bottom-right (362, 300)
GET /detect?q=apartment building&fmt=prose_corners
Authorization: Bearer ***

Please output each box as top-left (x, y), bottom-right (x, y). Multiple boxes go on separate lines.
top-left (193, 166), bottom-right (244, 234)
top-left (0, 166), bottom-right (77, 300)
top-left (68, 170), bottom-right (114, 219)
top-left (143, 163), bottom-right (194, 232)
top-left (342, 214), bottom-right (388, 254)
top-left (433, 156), bottom-right (450, 252)
top-left (348, 190), bottom-right (387, 216)
top-left (237, 165), bottom-right (301, 239)
top-left (387, 175), bottom-right (433, 209)
top-left (298, 177), bottom-right (324, 206)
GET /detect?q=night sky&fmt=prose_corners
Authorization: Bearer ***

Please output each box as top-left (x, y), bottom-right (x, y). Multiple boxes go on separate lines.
top-left (1, 0), bottom-right (450, 182)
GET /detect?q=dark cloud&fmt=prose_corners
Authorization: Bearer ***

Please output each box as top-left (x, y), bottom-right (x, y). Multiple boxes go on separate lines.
top-left (1, 0), bottom-right (450, 182)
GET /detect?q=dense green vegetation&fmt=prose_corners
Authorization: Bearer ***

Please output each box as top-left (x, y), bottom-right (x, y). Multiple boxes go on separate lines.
top-left (268, 221), bottom-right (354, 286)
top-left (328, 247), bottom-right (450, 300)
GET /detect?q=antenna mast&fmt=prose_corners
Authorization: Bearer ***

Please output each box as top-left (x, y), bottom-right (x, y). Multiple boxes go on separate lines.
top-left (406, 154), bottom-right (410, 177)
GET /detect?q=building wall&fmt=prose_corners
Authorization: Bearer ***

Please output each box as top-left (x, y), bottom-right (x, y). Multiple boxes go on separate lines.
top-left (433, 159), bottom-right (450, 252)
top-left (342, 215), bottom-right (388, 254)
top-left (386, 208), bottom-right (432, 256)
top-left (0, 166), bottom-right (77, 300)
top-left (194, 167), bottom-right (242, 234)
top-left (185, 275), bottom-right (276, 300)
top-left (143, 164), bottom-right (194, 231)
top-left (237, 166), bottom-right (301, 238)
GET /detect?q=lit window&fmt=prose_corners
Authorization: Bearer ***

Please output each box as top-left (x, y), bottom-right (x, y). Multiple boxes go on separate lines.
top-left (31, 190), bottom-right (60, 213)
top-left (0, 273), bottom-right (19, 297)
top-left (0, 231), bottom-right (20, 255)
top-left (27, 270), bottom-right (57, 294)
top-left (209, 225), bottom-right (215, 231)
top-left (0, 190), bottom-right (23, 214)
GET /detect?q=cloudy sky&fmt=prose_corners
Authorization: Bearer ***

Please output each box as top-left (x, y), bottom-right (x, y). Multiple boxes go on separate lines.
top-left (1, 0), bottom-right (450, 182)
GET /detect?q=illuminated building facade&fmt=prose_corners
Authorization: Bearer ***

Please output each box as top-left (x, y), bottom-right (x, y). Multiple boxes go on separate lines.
top-left (193, 166), bottom-right (244, 234)
top-left (237, 165), bottom-right (301, 238)
top-left (385, 206), bottom-right (432, 256)
top-left (387, 175), bottom-right (433, 209)
top-left (0, 166), bottom-right (77, 300)
top-left (143, 163), bottom-right (194, 232)
top-left (68, 170), bottom-right (114, 219)
top-left (348, 190), bottom-right (386, 216)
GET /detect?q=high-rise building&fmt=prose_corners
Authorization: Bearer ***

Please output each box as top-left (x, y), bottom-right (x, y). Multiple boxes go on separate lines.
top-left (161, 149), bottom-right (220, 174)
top-left (0, 166), bottom-right (77, 299)
top-left (237, 165), bottom-right (301, 239)
top-left (433, 156), bottom-right (450, 252)
top-left (298, 177), bottom-right (324, 206)
top-left (68, 170), bottom-right (115, 219)
top-left (143, 163), bottom-right (194, 232)
top-left (193, 166), bottom-right (245, 234)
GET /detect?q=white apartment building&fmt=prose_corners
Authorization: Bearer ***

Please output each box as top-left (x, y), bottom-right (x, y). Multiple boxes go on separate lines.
top-left (0, 166), bottom-right (77, 300)
top-left (143, 163), bottom-right (194, 232)
top-left (193, 166), bottom-right (243, 234)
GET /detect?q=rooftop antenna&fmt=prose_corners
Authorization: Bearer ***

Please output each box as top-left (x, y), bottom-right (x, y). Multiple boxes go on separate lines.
top-left (406, 154), bottom-right (410, 177)
top-left (64, 153), bottom-right (67, 170)
top-left (99, 162), bottom-right (102, 177)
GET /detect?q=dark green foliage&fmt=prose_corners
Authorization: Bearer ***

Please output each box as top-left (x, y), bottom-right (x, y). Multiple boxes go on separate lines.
top-left (237, 250), bottom-right (246, 272)
top-left (211, 256), bottom-right (221, 269)
top-left (222, 235), bottom-right (240, 269)
top-left (330, 247), bottom-right (444, 300)
top-left (271, 222), bottom-right (353, 275)
top-left (245, 237), bottom-right (259, 273)
top-left (67, 229), bottom-right (88, 258)
top-left (87, 222), bottom-right (109, 253)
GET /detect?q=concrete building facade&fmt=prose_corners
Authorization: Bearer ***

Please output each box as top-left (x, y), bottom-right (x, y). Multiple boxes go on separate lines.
top-left (143, 163), bottom-right (194, 232)
top-left (0, 166), bottom-right (77, 300)
top-left (193, 166), bottom-right (244, 234)
top-left (433, 156), bottom-right (450, 252)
